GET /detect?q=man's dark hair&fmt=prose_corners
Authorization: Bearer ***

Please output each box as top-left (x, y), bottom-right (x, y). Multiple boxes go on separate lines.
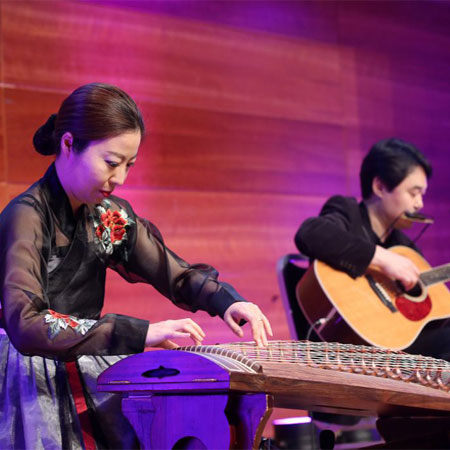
top-left (360, 138), bottom-right (432, 200)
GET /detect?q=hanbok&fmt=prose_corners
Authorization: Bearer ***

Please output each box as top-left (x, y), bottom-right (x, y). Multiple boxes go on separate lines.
top-left (0, 164), bottom-right (244, 449)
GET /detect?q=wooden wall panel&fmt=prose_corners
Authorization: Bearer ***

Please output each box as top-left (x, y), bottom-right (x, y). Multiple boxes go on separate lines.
top-left (0, 183), bottom-right (34, 211)
top-left (0, 0), bottom-right (448, 330)
top-left (0, 87), bottom-right (5, 184)
top-left (132, 104), bottom-right (347, 195)
top-left (0, 2), bottom-right (5, 185)
top-left (3, 88), bottom-right (61, 183)
top-left (5, 87), bottom-right (348, 197)
top-left (2, 1), bottom-right (344, 122)
top-left (1, 0), bottom-right (450, 438)
top-left (96, 0), bottom-right (341, 43)
top-left (338, 2), bottom-right (450, 61)
top-left (0, 184), bottom-right (6, 211)
top-left (0, 0), bottom-right (448, 333)
top-left (0, 0), bottom-right (5, 185)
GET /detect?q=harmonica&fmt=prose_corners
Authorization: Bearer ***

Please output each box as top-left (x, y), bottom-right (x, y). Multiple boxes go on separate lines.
top-left (402, 211), bottom-right (434, 224)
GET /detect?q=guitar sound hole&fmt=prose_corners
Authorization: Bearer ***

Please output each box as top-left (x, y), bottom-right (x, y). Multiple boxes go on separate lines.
top-left (407, 283), bottom-right (423, 297)
top-left (396, 281), bottom-right (422, 297)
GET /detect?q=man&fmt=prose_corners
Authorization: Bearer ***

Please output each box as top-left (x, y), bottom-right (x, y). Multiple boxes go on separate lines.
top-left (295, 138), bottom-right (449, 360)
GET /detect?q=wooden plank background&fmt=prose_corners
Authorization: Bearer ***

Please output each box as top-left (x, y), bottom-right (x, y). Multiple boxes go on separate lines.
top-left (1, 0), bottom-right (450, 435)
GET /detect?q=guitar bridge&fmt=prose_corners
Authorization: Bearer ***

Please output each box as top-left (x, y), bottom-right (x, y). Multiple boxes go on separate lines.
top-left (365, 274), bottom-right (397, 313)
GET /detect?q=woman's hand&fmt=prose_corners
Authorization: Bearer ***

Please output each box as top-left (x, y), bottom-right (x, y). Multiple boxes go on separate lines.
top-left (145, 318), bottom-right (206, 348)
top-left (223, 302), bottom-right (273, 347)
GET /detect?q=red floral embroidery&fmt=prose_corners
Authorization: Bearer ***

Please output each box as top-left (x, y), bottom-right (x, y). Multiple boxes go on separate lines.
top-left (92, 201), bottom-right (132, 259)
top-left (45, 309), bottom-right (97, 339)
top-left (48, 310), bottom-right (78, 328)
top-left (95, 209), bottom-right (128, 244)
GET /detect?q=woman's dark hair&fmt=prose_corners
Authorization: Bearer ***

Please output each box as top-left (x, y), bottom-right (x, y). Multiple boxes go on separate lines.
top-left (360, 138), bottom-right (432, 200)
top-left (33, 83), bottom-right (145, 155)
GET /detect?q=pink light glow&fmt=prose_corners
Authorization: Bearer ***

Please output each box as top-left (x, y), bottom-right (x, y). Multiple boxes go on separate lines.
top-left (273, 416), bottom-right (312, 426)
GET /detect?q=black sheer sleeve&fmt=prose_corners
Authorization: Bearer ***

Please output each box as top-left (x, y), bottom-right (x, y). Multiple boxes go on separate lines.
top-left (294, 196), bottom-right (376, 278)
top-left (0, 198), bottom-right (147, 360)
top-left (107, 198), bottom-right (246, 319)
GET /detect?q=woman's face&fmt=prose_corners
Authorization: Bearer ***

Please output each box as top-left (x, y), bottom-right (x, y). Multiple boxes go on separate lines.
top-left (57, 130), bottom-right (141, 211)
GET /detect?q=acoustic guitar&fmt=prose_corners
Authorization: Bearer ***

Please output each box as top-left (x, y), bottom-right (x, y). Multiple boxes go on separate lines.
top-left (296, 246), bottom-right (450, 350)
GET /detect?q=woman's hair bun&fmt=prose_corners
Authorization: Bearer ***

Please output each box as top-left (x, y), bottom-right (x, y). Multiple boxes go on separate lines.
top-left (33, 114), bottom-right (58, 155)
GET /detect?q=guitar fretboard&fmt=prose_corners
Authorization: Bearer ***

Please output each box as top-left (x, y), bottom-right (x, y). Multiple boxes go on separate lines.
top-left (421, 263), bottom-right (450, 286)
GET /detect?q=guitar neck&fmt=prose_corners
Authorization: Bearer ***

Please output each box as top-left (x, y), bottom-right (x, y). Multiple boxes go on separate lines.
top-left (420, 263), bottom-right (450, 286)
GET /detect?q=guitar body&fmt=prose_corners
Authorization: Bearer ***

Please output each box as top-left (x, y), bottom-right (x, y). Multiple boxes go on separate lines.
top-left (296, 246), bottom-right (450, 350)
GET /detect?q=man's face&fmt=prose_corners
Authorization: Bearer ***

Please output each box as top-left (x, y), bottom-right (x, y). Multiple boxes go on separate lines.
top-left (379, 165), bottom-right (428, 228)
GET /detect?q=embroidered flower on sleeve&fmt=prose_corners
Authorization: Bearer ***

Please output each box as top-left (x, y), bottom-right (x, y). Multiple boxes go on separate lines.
top-left (45, 309), bottom-right (97, 339)
top-left (91, 199), bottom-right (134, 259)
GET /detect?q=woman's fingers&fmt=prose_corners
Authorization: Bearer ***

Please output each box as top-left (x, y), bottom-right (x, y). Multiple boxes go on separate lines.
top-left (262, 314), bottom-right (273, 337)
top-left (146, 304), bottom-right (273, 349)
top-left (183, 318), bottom-right (206, 343)
top-left (178, 319), bottom-right (205, 345)
top-left (158, 339), bottom-right (179, 349)
top-left (224, 314), bottom-right (244, 337)
top-left (249, 314), bottom-right (270, 347)
top-left (224, 302), bottom-right (273, 347)
top-left (146, 318), bottom-right (206, 347)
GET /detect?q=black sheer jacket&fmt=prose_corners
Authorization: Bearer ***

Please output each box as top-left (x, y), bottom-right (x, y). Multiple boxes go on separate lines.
top-left (295, 195), bottom-right (420, 278)
top-left (0, 164), bottom-right (244, 360)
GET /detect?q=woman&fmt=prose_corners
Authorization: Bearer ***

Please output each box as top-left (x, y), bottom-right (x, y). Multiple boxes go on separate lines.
top-left (0, 83), bottom-right (272, 449)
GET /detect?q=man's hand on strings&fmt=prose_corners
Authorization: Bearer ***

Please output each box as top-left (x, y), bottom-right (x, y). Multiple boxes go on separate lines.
top-left (224, 302), bottom-right (273, 347)
top-left (145, 318), bottom-right (206, 348)
top-left (370, 246), bottom-right (420, 291)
